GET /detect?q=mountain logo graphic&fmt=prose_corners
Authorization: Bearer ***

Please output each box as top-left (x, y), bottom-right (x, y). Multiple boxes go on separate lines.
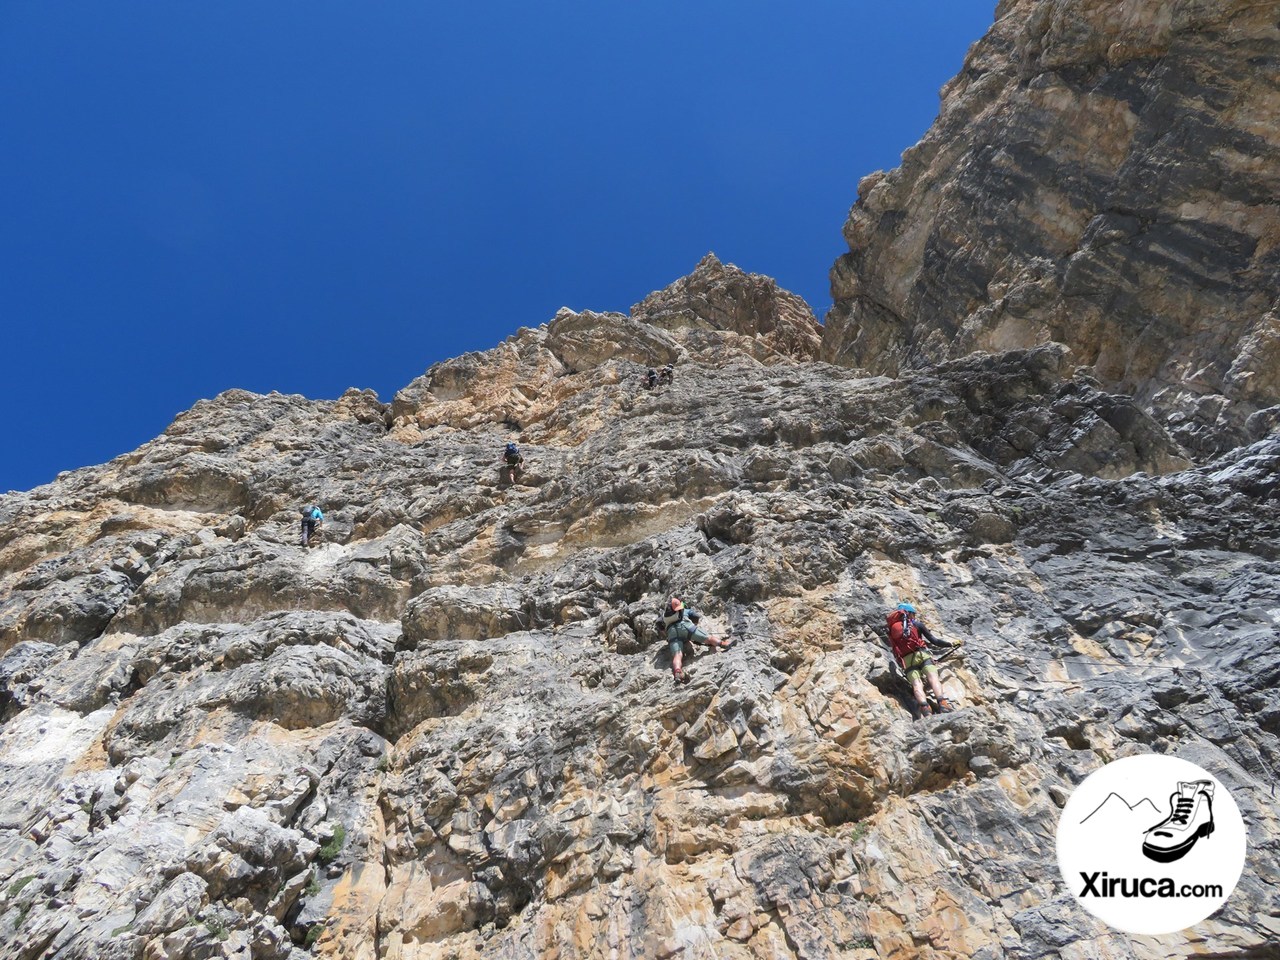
top-left (1079, 792), bottom-right (1161, 826)
top-left (1055, 755), bottom-right (1247, 935)
top-left (1076, 782), bottom-right (1218, 864)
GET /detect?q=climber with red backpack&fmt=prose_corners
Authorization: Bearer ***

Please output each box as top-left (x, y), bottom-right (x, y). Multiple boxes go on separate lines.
top-left (887, 602), bottom-right (959, 717)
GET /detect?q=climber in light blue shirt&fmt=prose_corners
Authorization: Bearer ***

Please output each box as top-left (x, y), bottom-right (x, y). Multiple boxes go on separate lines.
top-left (300, 505), bottom-right (324, 548)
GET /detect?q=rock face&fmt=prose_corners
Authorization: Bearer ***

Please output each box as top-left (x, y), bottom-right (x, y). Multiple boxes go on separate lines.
top-left (0, 249), bottom-right (1277, 960)
top-left (2, 2), bottom-right (1279, 956)
top-left (824, 0), bottom-right (1280, 458)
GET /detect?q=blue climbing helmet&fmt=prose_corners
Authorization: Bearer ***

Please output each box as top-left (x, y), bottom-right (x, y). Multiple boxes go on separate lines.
top-left (506, 442), bottom-right (518, 454)
top-left (896, 602), bottom-right (917, 614)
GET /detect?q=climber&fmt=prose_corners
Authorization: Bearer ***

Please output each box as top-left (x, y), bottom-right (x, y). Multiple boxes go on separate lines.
top-left (659, 595), bottom-right (734, 684)
top-left (300, 505), bottom-right (324, 548)
top-left (502, 442), bottom-right (525, 485)
top-left (887, 602), bottom-right (958, 717)
top-left (658, 362), bottom-right (674, 386)
top-left (645, 368), bottom-right (658, 390)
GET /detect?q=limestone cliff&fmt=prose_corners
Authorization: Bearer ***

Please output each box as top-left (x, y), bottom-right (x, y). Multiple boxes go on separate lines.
top-left (1, 250), bottom-right (1277, 960)
top-left (4, 0), bottom-right (1280, 955)
top-left (824, 0), bottom-right (1280, 458)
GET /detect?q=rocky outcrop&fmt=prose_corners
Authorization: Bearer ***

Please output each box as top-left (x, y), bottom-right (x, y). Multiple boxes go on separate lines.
top-left (0, 254), bottom-right (1276, 959)
top-left (387, 254), bottom-right (822, 443)
top-left (631, 253), bottom-right (823, 362)
top-left (824, 0), bottom-right (1280, 457)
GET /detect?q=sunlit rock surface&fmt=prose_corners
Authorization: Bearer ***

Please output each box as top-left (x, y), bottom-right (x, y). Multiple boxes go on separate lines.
top-left (3, 0), bottom-right (1280, 954)
top-left (823, 0), bottom-right (1280, 459)
top-left (1, 248), bottom-right (1276, 958)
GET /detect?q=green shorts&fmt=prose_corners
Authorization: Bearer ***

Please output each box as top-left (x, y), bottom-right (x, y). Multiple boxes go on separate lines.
top-left (902, 650), bottom-right (937, 685)
top-left (667, 623), bottom-right (709, 657)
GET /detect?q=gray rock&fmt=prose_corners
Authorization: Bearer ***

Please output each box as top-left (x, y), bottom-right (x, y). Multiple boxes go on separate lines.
top-left (0, 38), bottom-right (1276, 957)
top-left (823, 0), bottom-right (1280, 460)
top-left (133, 871), bottom-right (208, 936)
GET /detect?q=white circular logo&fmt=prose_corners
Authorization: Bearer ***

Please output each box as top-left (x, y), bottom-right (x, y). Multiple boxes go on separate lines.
top-left (1056, 754), bottom-right (1247, 935)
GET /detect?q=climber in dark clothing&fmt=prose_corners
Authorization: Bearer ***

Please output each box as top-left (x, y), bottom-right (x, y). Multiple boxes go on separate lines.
top-left (645, 368), bottom-right (658, 390)
top-left (659, 595), bottom-right (734, 684)
top-left (502, 442), bottom-right (525, 485)
top-left (887, 602), bottom-right (958, 716)
top-left (300, 505), bottom-right (324, 548)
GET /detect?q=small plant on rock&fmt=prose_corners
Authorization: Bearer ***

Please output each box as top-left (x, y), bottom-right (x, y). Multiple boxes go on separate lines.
top-left (317, 824), bottom-right (347, 864)
top-left (203, 916), bottom-right (230, 941)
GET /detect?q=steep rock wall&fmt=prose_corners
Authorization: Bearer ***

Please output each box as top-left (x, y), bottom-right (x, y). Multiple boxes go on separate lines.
top-left (3, 3), bottom-right (1280, 955)
top-left (0, 261), bottom-right (1276, 959)
top-left (823, 0), bottom-right (1280, 457)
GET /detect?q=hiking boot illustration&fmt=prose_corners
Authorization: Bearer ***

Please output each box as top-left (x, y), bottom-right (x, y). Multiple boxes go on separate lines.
top-left (1142, 780), bottom-right (1215, 863)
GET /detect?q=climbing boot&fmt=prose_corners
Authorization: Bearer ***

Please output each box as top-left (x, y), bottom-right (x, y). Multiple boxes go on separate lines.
top-left (936, 697), bottom-right (956, 713)
top-left (915, 700), bottom-right (933, 719)
top-left (1143, 781), bottom-right (1215, 863)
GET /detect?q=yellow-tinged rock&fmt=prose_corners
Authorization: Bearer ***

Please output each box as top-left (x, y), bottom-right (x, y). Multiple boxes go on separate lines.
top-left (691, 725), bottom-right (738, 761)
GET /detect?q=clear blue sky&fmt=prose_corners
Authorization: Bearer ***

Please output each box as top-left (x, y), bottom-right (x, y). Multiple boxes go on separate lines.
top-left (1, 2), bottom-right (995, 493)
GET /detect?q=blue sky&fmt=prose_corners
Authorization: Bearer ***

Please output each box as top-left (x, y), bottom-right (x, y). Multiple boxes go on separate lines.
top-left (1, 2), bottom-right (995, 493)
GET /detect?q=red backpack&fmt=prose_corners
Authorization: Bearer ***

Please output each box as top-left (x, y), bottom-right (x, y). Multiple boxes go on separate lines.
top-left (887, 610), bottom-right (926, 661)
